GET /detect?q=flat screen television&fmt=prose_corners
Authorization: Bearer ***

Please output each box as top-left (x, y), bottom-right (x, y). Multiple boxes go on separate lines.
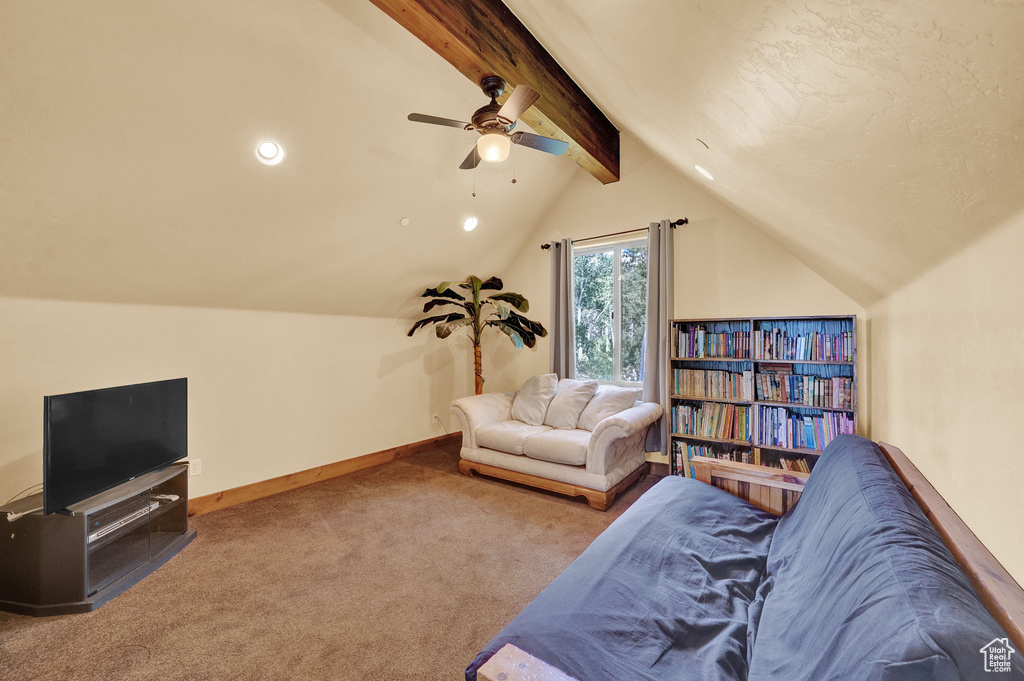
top-left (43, 378), bottom-right (188, 514)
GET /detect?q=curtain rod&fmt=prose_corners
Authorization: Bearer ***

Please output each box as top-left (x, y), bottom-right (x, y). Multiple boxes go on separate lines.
top-left (540, 218), bottom-right (688, 250)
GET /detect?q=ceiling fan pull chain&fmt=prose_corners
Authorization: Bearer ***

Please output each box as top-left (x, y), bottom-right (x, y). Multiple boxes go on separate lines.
top-left (472, 163), bottom-right (477, 198)
top-left (512, 142), bottom-right (517, 184)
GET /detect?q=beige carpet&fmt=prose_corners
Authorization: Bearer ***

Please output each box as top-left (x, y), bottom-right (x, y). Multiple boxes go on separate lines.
top-left (0, 442), bottom-right (657, 681)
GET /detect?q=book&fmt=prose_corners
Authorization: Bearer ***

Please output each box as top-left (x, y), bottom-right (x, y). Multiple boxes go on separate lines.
top-left (753, 324), bottom-right (854, 362)
top-left (675, 325), bottom-right (751, 359)
top-left (673, 368), bottom-right (753, 400)
top-left (672, 402), bottom-right (751, 441)
top-left (757, 405), bottom-right (855, 451)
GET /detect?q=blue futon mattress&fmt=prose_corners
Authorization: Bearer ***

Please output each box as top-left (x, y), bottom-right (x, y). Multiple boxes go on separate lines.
top-left (465, 475), bottom-right (778, 681)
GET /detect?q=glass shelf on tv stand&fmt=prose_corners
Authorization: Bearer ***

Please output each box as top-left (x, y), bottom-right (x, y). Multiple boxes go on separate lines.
top-left (81, 464), bottom-right (190, 596)
top-left (64, 463), bottom-right (187, 516)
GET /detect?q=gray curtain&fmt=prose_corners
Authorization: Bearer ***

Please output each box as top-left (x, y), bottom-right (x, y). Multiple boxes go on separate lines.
top-left (642, 220), bottom-right (674, 453)
top-left (549, 238), bottom-right (576, 378)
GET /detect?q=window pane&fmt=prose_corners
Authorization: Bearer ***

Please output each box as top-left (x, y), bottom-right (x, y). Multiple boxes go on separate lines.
top-left (620, 246), bottom-right (648, 382)
top-left (573, 250), bottom-right (614, 381)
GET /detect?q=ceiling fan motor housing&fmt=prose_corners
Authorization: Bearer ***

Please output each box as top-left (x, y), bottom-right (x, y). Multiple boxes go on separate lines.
top-left (471, 102), bottom-right (514, 133)
top-left (479, 75), bottom-right (506, 99)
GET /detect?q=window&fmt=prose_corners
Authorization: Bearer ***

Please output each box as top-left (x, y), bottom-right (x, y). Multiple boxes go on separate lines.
top-left (573, 239), bottom-right (648, 385)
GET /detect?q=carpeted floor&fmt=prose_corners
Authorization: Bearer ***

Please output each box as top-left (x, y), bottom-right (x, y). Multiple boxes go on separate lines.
top-left (0, 442), bottom-right (657, 681)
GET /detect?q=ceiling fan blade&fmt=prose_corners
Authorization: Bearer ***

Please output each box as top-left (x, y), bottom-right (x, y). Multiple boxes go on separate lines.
top-left (459, 146), bottom-right (481, 170)
top-left (513, 132), bottom-right (569, 156)
top-left (408, 113), bottom-right (473, 130)
top-left (497, 85), bottom-right (540, 124)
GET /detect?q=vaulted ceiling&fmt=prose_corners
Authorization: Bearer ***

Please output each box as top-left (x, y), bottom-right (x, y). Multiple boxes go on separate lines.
top-left (0, 1), bottom-right (576, 317)
top-left (2, 0), bottom-right (1021, 314)
top-left (503, 0), bottom-right (1024, 305)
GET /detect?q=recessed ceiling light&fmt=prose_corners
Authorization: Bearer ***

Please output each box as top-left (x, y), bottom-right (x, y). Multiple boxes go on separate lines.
top-left (694, 164), bottom-right (714, 181)
top-left (463, 217), bottom-right (478, 232)
top-left (400, 217), bottom-right (411, 227)
top-left (255, 139), bottom-right (285, 166)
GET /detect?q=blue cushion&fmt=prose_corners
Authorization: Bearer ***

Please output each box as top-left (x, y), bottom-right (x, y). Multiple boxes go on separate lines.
top-left (748, 435), bottom-right (1022, 681)
top-left (466, 475), bottom-right (777, 681)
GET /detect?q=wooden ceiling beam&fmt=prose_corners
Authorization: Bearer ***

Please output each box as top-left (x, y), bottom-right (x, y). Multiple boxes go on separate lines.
top-left (369, 0), bottom-right (620, 184)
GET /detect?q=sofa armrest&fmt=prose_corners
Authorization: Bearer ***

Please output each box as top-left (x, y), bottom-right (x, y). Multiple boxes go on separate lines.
top-left (586, 402), bottom-right (664, 477)
top-left (450, 391), bottom-right (516, 450)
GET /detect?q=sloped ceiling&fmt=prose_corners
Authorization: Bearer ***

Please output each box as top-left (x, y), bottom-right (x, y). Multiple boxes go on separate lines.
top-left (503, 0), bottom-right (1024, 305)
top-left (5, 1), bottom-right (1021, 315)
top-left (0, 0), bottom-right (577, 317)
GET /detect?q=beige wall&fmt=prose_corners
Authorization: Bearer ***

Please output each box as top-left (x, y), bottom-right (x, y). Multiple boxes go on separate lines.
top-left (486, 138), bottom-right (867, 460)
top-left (0, 296), bottom-right (470, 505)
top-left (869, 208), bottom-right (1024, 584)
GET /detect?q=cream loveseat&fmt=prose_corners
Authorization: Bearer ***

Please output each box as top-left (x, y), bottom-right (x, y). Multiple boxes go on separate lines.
top-left (450, 374), bottom-right (663, 510)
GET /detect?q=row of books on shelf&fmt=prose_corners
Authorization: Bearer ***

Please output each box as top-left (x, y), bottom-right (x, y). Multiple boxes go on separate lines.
top-left (673, 368), bottom-right (753, 401)
top-left (757, 406), bottom-right (854, 451)
top-left (671, 442), bottom-right (749, 476)
top-left (756, 365), bottom-right (853, 409)
top-left (674, 327), bottom-right (751, 359)
top-left (671, 403), bottom-right (750, 442)
top-left (767, 454), bottom-right (812, 473)
top-left (755, 329), bottom-right (854, 362)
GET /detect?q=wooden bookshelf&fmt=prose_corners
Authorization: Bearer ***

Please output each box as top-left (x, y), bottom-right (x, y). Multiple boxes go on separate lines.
top-left (671, 395), bottom-right (751, 405)
top-left (668, 315), bottom-right (857, 479)
top-left (754, 359), bottom-right (854, 366)
top-left (671, 433), bottom-right (751, 447)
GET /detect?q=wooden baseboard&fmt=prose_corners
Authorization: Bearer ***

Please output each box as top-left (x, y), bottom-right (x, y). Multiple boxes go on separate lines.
top-left (188, 432), bottom-right (461, 517)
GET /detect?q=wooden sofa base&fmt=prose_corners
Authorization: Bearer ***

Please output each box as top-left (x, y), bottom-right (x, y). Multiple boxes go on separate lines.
top-left (458, 459), bottom-right (647, 511)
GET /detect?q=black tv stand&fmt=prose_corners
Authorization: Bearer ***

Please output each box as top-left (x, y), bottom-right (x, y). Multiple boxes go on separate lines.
top-left (0, 463), bottom-right (196, 616)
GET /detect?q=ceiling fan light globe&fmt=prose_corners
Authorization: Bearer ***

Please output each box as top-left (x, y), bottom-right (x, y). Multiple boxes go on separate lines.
top-left (477, 133), bottom-right (511, 163)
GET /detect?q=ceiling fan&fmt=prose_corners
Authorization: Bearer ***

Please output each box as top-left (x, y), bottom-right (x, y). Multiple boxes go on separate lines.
top-left (408, 76), bottom-right (570, 169)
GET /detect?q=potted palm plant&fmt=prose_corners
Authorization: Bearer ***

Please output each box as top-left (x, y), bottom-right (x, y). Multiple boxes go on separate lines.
top-left (408, 276), bottom-right (547, 394)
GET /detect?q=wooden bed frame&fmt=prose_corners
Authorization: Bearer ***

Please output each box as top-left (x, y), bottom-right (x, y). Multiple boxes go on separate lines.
top-left (475, 441), bottom-right (1024, 681)
top-left (690, 455), bottom-right (809, 515)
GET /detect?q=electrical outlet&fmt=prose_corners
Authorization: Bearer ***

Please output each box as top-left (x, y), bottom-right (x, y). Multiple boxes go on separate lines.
top-left (189, 458), bottom-right (202, 477)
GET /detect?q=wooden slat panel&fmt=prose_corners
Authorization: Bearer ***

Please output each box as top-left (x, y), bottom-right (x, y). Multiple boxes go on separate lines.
top-left (707, 468), bottom-right (807, 493)
top-left (188, 433), bottom-right (460, 517)
top-left (368, 0), bottom-right (620, 183)
top-left (691, 456), bottom-right (807, 514)
top-left (879, 442), bottom-right (1024, 649)
top-left (691, 456), bottom-right (810, 484)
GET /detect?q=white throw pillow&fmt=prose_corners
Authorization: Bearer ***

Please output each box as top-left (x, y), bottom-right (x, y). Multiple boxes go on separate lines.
top-left (577, 385), bottom-right (642, 431)
top-left (543, 378), bottom-right (599, 429)
top-left (511, 374), bottom-right (558, 426)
